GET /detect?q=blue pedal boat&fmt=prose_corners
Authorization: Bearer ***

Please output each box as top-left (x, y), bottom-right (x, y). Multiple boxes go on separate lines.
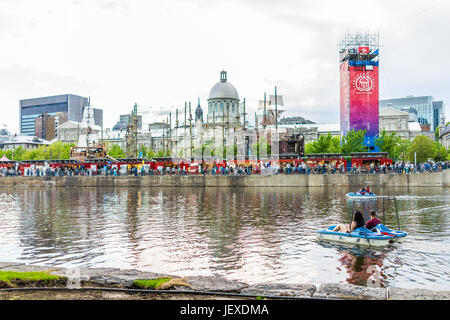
top-left (317, 226), bottom-right (395, 247)
top-left (318, 196), bottom-right (407, 247)
top-left (345, 192), bottom-right (378, 199)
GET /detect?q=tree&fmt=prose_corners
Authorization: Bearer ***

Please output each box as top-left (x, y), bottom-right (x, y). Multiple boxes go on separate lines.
top-left (305, 133), bottom-right (341, 154)
top-left (251, 138), bottom-right (271, 158)
top-left (340, 130), bottom-right (368, 156)
top-left (138, 145), bottom-right (154, 158)
top-left (396, 138), bottom-right (411, 161)
top-left (108, 144), bottom-right (126, 158)
top-left (407, 135), bottom-right (435, 163)
top-left (375, 130), bottom-right (410, 161)
top-left (433, 142), bottom-right (448, 161)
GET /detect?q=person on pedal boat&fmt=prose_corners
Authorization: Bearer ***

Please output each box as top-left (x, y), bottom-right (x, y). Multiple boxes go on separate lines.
top-left (358, 186), bottom-right (367, 195)
top-left (332, 210), bottom-right (365, 233)
top-left (366, 211), bottom-right (382, 230)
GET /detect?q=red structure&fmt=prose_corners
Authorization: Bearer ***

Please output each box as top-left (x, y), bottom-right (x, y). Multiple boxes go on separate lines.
top-left (339, 32), bottom-right (380, 150)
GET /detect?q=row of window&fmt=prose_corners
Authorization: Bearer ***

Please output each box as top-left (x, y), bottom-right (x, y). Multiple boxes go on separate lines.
top-left (208, 101), bottom-right (239, 114)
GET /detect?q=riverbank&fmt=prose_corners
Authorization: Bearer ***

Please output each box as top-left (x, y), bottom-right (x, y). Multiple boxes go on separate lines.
top-left (0, 171), bottom-right (449, 188)
top-left (0, 262), bottom-right (448, 300)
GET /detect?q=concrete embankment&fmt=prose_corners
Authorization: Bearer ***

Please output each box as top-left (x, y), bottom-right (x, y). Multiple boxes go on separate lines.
top-left (0, 171), bottom-right (449, 188)
top-left (0, 262), bottom-right (448, 300)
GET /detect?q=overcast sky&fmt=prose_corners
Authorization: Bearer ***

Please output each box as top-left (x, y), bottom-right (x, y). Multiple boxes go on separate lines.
top-left (1, 0), bottom-right (449, 132)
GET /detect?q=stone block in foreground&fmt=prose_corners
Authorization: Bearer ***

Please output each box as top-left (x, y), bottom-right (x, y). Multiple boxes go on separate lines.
top-left (183, 276), bottom-right (248, 293)
top-left (389, 288), bottom-right (450, 300)
top-left (315, 283), bottom-right (387, 300)
top-left (241, 283), bottom-right (316, 298)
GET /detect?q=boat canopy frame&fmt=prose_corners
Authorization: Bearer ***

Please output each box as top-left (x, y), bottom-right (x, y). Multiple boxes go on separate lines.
top-left (349, 196), bottom-right (400, 231)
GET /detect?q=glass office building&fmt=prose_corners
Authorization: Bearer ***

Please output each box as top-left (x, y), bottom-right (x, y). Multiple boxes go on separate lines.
top-left (433, 101), bottom-right (445, 131)
top-left (379, 96), bottom-right (444, 131)
top-left (20, 94), bottom-right (103, 136)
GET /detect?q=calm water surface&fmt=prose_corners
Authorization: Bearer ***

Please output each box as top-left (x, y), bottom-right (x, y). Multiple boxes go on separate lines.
top-left (0, 186), bottom-right (448, 290)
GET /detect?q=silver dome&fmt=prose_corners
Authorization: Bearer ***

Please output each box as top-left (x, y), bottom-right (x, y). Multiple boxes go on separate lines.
top-left (208, 71), bottom-right (239, 101)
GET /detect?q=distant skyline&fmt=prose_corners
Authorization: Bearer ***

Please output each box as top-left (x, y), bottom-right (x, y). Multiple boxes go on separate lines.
top-left (1, 0), bottom-right (449, 133)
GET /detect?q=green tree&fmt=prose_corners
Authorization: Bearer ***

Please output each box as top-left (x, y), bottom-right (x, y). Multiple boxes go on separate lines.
top-left (433, 142), bottom-right (448, 161)
top-left (435, 126), bottom-right (440, 140)
top-left (251, 138), bottom-right (271, 158)
top-left (11, 146), bottom-right (25, 161)
top-left (305, 133), bottom-right (341, 154)
top-left (407, 135), bottom-right (435, 163)
top-left (375, 130), bottom-right (411, 161)
top-left (108, 144), bottom-right (126, 158)
top-left (340, 130), bottom-right (368, 156)
top-left (396, 138), bottom-right (411, 161)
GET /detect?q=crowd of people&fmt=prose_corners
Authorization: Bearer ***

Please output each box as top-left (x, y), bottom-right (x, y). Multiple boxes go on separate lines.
top-left (0, 160), bottom-right (448, 177)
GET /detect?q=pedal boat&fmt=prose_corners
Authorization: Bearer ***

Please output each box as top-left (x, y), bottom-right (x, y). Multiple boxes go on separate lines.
top-left (317, 226), bottom-right (396, 247)
top-left (345, 192), bottom-right (378, 199)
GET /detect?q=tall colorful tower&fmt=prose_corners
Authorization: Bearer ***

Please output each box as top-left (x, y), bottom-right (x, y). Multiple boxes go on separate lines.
top-left (339, 32), bottom-right (380, 150)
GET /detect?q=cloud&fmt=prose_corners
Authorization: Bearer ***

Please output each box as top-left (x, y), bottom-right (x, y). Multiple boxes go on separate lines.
top-left (0, 0), bottom-right (449, 133)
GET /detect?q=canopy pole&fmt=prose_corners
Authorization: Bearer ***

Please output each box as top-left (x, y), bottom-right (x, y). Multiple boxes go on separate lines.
top-left (394, 197), bottom-right (400, 230)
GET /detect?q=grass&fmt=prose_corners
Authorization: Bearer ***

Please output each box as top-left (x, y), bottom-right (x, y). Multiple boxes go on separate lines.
top-left (0, 270), bottom-right (63, 285)
top-left (133, 278), bottom-right (172, 290)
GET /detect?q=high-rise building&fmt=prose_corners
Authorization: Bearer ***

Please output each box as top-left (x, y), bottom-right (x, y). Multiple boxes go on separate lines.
top-left (112, 114), bottom-right (143, 131)
top-left (433, 101), bottom-right (445, 131)
top-left (339, 32), bottom-right (380, 150)
top-left (379, 96), bottom-right (445, 131)
top-left (34, 113), bottom-right (56, 141)
top-left (19, 94), bottom-right (103, 136)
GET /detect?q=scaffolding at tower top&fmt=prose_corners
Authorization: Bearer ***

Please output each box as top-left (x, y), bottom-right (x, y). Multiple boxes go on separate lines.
top-left (338, 31), bottom-right (380, 53)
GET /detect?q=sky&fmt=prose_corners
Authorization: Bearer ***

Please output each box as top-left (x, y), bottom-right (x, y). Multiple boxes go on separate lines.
top-left (1, 0), bottom-right (449, 133)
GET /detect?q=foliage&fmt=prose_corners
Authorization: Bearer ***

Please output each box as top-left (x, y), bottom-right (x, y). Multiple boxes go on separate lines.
top-left (305, 133), bottom-right (340, 154)
top-left (107, 144), bottom-right (126, 159)
top-left (433, 142), bottom-right (448, 162)
top-left (0, 271), bottom-right (62, 284)
top-left (156, 149), bottom-right (170, 157)
top-left (340, 130), bottom-right (368, 156)
top-left (407, 135), bottom-right (436, 163)
top-left (251, 138), bottom-right (271, 158)
top-left (375, 130), bottom-right (410, 161)
top-left (138, 145), bottom-right (154, 158)
top-left (133, 278), bottom-right (171, 289)
top-left (0, 142), bottom-right (75, 161)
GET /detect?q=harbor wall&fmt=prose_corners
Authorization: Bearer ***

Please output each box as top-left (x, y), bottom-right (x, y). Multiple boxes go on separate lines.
top-left (0, 171), bottom-right (449, 188)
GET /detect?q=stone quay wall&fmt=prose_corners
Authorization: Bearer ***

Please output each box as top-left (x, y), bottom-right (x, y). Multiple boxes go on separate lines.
top-left (0, 262), bottom-right (448, 300)
top-left (0, 171), bottom-right (448, 188)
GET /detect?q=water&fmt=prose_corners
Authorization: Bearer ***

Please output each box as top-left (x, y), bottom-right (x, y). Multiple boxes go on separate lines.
top-left (0, 186), bottom-right (449, 290)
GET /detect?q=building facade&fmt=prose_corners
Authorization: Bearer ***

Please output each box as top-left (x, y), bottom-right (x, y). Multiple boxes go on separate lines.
top-left (34, 113), bottom-right (56, 141)
top-left (378, 107), bottom-right (422, 140)
top-left (20, 94), bottom-right (103, 136)
top-left (2, 135), bottom-right (51, 151)
top-left (379, 96), bottom-right (445, 132)
top-left (112, 114), bottom-right (143, 131)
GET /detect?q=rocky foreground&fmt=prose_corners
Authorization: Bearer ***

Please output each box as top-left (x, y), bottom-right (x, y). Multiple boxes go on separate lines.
top-left (0, 262), bottom-right (448, 300)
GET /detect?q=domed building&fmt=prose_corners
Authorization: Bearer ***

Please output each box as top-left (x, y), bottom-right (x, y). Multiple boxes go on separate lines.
top-left (208, 70), bottom-right (240, 124)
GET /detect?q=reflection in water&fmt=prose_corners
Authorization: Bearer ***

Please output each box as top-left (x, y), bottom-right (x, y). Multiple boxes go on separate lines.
top-left (337, 249), bottom-right (386, 287)
top-left (0, 186), bottom-right (448, 290)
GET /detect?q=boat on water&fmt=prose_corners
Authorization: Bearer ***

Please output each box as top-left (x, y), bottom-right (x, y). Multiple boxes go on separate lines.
top-left (345, 192), bottom-right (378, 199)
top-left (374, 223), bottom-right (408, 242)
top-left (317, 196), bottom-right (407, 247)
top-left (317, 226), bottom-right (395, 246)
